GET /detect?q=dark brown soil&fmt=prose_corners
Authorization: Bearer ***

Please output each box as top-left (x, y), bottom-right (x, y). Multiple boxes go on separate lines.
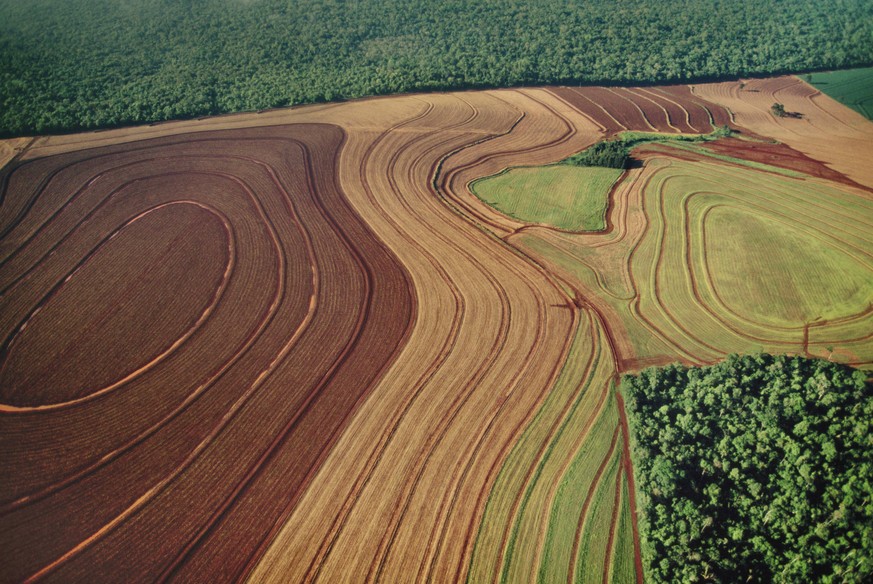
top-left (0, 124), bottom-right (414, 583)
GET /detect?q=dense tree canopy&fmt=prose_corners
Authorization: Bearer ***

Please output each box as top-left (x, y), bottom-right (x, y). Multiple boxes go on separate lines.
top-left (623, 354), bottom-right (873, 583)
top-left (565, 140), bottom-right (630, 169)
top-left (1, 0), bottom-right (872, 136)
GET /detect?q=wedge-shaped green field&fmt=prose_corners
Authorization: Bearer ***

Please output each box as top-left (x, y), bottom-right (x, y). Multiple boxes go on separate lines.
top-left (610, 487), bottom-right (637, 584)
top-left (806, 67), bottom-right (873, 119)
top-left (471, 165), bottom-right (622, 231)
top-left (573, 447), bottom-right (622, 584)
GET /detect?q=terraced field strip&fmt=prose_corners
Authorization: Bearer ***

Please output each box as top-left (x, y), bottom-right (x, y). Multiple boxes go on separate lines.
top-left (607, 473), bottom-right (637, 583)
top-left (0, 125), bottom-right (414, 582)
top-left (537, 395), bottom-right (620, 584)
top-left (572, 441), bottom-right (622, 584)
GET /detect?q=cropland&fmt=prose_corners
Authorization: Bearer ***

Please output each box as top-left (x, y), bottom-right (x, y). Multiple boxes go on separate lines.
top-left (806, 66), bottom-right (873, 120)
top-left (1, 74), bottom-right (871, 582)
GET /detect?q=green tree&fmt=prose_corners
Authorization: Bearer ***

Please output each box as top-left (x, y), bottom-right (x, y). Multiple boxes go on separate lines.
top-left (623, 354), bottom-right (873, 583)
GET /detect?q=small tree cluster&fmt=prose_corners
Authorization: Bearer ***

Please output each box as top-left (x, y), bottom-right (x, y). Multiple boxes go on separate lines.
top-left (565, 140), bottom-right (629, 169)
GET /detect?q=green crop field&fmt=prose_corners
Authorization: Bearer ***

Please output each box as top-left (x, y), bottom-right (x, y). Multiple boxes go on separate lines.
top-left (471, 166), bottom-right (621, 231)
top-left (507, 148), bottom-right (873, 369)
top-left (805, 67), bottom-right (873, 119)
top-left (468, 315), bottom-right (627, 583)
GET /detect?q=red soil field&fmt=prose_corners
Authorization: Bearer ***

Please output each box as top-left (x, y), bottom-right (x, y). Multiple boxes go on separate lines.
top-left (0, 124), bottom-right (414, 582)
top-left (638, 87), bottom-right (700, 133)
top-left (614, 87), bottom-right (673, 132)
top-left (549, 84), bottom-right (724, 135)
top-left (1, 203), bottom-right (231, 406)
top-left (653, 85), bottom-right (732, 129)
top-left (701, 136), bottom-right (872, 191)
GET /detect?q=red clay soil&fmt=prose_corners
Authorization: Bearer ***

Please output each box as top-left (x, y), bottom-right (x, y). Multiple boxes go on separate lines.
top-left (549, 84), bottom-right (734, 137)
top-left (0, 203), bottom-right (230, 406)
top-left (0, 124), bottom-right (414, 583)
top-left (587, 87), bottom-right (654, 131)
top-left (614, 87), bottom-right (671, 132)
top-left (549, 87), bottom-right (626, 134)
top-left (627, 88), bottom-right (695, 133)
top-left (701, 137), bottom-right (872, 192)
top-left (655, 85), bottom-right (732, 129)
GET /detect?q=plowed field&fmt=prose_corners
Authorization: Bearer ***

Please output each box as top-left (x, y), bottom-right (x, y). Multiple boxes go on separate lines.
top-left (0, 125), bottom-right (414, 582)
top-left (1, 76), bottom-right (871, 583)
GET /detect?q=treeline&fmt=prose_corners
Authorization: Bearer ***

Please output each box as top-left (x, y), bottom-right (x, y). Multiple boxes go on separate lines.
top-left (1, 1), bottom-right (873, 136)
top-left (622, 354), bottom-right (872, 583)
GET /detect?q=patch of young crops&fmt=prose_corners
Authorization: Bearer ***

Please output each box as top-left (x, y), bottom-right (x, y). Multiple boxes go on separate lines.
top-left (472, 165), bottom-right (621, 231)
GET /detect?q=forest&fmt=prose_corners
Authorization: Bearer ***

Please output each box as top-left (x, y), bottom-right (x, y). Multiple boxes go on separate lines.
top-left (622, 354), bottom-right (872, 583)
top-left (1, 0), bottom-right (873, 135)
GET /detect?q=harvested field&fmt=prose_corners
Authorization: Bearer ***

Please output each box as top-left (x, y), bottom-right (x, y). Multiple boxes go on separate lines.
top-left (694, 75), bottom-right (873, 186)
top-left (1, 77), bottom-right (871, 584)
top-left (549, 85), bottom-right (720, 135)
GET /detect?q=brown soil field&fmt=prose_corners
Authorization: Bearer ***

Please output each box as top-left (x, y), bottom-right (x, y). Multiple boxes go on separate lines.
top-left (549, 85), bottom-right (721, 134)
top-left (0, 124), bottom-right (414, 582)
top-left (1, 76), bottom-right (870, 583)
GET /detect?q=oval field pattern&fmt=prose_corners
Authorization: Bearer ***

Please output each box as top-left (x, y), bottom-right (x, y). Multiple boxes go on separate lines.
top-left (0, 124), bottom-right (414, 582)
